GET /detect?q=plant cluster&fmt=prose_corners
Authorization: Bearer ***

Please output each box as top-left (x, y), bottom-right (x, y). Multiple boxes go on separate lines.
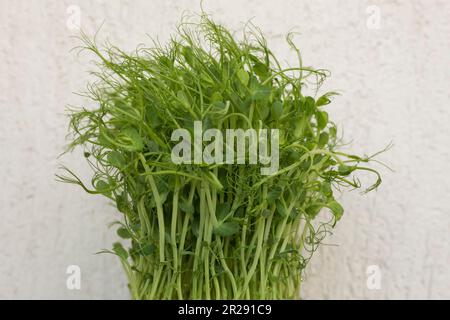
top-left (58, 14), bottom-right (383, 299)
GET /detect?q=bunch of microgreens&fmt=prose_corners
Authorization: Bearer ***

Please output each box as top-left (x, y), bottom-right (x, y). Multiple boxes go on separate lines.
top-left (58, 14), bottom-right (384, 300)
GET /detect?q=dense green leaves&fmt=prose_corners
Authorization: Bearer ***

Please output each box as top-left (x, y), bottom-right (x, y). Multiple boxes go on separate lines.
top-left (59, 13), bottom-right (384, 300)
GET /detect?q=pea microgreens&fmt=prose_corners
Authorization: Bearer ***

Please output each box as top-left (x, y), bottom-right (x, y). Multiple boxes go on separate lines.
top-left (58, 14), bottom-right (384, 299)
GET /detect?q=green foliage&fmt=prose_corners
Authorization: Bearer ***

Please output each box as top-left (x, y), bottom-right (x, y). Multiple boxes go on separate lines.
top-left (57, 13), bottom-right (385, 300)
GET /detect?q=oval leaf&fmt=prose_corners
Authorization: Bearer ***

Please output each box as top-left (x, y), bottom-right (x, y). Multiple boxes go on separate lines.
top-left (107, 151), bottom-right (126, 169)
top-left (117, 227), bottom-right (132, 239)
top-left (113, 242), bottom-right (128, 260)
top-left (236, 68), bottom-right (249, 86)
top-left (213, 221), bottom-right (240, 237)
top-left (119, 128), bottom-right (144, 152)
top-left (271, 101), bottom-right (283, 121)
top-left (326, 201), bottom-right (344, 221)
top-left (316, 111), bottom-right (329, 130)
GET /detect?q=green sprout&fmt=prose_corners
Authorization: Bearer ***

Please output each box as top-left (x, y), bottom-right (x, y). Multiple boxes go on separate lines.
top-left (58, 13), bottom-right (385, 300)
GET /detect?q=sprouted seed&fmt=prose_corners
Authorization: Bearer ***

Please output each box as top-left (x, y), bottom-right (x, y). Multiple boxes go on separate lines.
top-left (57, 13), bottom-right (385, 300)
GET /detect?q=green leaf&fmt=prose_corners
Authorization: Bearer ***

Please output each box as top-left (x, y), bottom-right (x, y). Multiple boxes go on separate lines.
top-left (318, 132), bottom-right (329, 147)
top-left (98, 132), bottom-right (115, 149)
top-left (213, 221), bottom-right (240, 237)
top-left (179, 199), bottom-right (194, 214)
top-left (117, 227), bottom-right (132, 239)
top-left (321, 182), bottom-right (333, 197)
top-left (116, 193), bottom-right (129, 213)
top-left (210, 92), bottom-right (223, 104)
top-left (329, 126), bottom-right (337, 139)
top-left (113, 242), bottom-right (128, 260)
top-left (107, 151), bottom-right (126, 169)
top-left (316, 111), bottom-right (329, 130)
top-left (271, 101), bottom-right (283, 121)
top-left (216, 202), bottom-right (231, 222)
top-left (316, 95), bottom-right (331, 107)
top-left (267, 186), bottom-right (283, 203)
top-left (95, 180), bottom-right (110, 193)
top-left (303, 96), bottom-right (316, 115)
top-left (235, 207), bottom-right (245, 218)
top-left (182, 46), bottom-right (194, 66)
top-left (262, 208), bottom-right (272, 218)
top-left (146, 109), bottom-right (162, 129)
top-left (251, 84), bottom-right (271, 102)
top-left (119, 128), bottom-right (144, 152)
top-left (300, 158), bottom-right (312, 171)
top-left (140, 244), bottom-right (155, 256)
top-left (258, 103), bottom-right (270, 120)
top-left (316, 92), bottom-right (339, 107)
top-left (253, 61), bottom-right (270, 79)
top-left (236, 68), bottom-right (249, 86)
top-left (305, 204), bottom-right (322, 219)
top-left (326, 201), bottom-right (344, 221)
top-left (338, 165), bottom-right (355, 176)
top-left (275, 200), bottom-right (288, 217)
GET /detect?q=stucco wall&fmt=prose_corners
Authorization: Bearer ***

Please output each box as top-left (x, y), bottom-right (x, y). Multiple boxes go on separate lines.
top-left (0, 0), bottom-right (449, 299)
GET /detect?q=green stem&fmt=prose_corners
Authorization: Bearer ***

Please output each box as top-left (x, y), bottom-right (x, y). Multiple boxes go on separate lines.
top-left (170, 178), bottom-right (182, 299)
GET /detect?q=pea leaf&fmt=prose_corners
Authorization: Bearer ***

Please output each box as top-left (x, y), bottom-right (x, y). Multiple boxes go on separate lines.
top-left (326, 201), bottom-right (344, 221)
top-left (316, 95), bottom-right (331, 107)
top-left (117, 227), bottom-right (132, 239)
top-left (116, 193), bottom-right (129, 213)
top-left (251, 84), bottom-right (271, 102)
top-left (262, 208), bottom-right (272, 218)
top-left (182, 46), bottom-right (194, 66)
top-left (258, 103), bottom-right (270, 120)
top-left (236, 68), bottom-right (249, 86)
top-left (213, 221), bottom-right (240, 237)
top-left (119, 128), bottom-right (144, 152)
top-left (267, 186), bottom-right (283, 203)
top-left (140, 244), bottom-right (155, 256)
top-left (303, 96), bottom-right (316, 115)
top-left (275, 200), bottom-right (288, 217)
top-left (316, 92), bottom-right (339, 107)
top-left (107, 151), bottom-right (126, 169)
top-left (271, 101), bottom-right (283, 121)
top-left (316, 111), bottom-right (329, 130)
top-left (216, 202), bottom-right (231, 222)
top-left (113, 242), bottom-right (128, 260)
top-left (318, 132), bottom-right (329, 147)
top-left (210, 91), bottom-right (223, 104)
top-left (179, 199), bottom-right (194, 214)
top-left (95, 180), bottom-right (110, 194)
top-left (253, 61), bottom-right (270, 79)
top-left (338, 165), bottom-right (355, 176)
top-left (305, 204), bottom-right (322, 219)
top-left (321, 182), bottom-right (333, 197)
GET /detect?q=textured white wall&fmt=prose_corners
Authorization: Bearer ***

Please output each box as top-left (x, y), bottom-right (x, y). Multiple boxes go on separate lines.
top-left (0, 0), bottom-right (449, 299)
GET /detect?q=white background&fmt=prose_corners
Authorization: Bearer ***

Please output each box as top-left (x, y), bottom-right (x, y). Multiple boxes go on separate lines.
top-left (0, 0), bottom-right (449, 299)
